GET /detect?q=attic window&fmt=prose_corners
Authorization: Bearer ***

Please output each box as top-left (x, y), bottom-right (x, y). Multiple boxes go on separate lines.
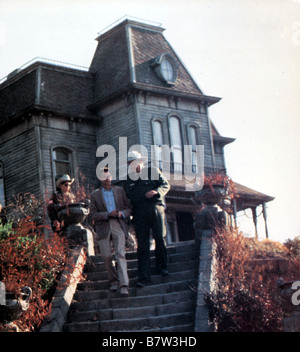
top-left (161, 59), bottom-right (174, 82)
top-left (151, 53), bottom-right (178, 86)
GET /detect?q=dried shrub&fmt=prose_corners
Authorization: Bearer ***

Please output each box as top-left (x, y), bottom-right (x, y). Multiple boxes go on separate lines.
top-left (3, 192), bottom-right (46, 227)
top-left (73, 169), bottom-right (95, 202)
top-left (204, 173), bottom-right (237, 199)
top-left (0, 173), bottom-right (95, 331)
top-left (0, 218), bottom-right (70, 331)
top-left (205, 227), bottom-right (290, 332)
top-left (284, 236), bottom-right (300, 258)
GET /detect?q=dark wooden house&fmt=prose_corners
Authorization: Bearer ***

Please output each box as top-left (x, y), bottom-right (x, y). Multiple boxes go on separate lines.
top-left (0, 18), bottom-right (274, 241)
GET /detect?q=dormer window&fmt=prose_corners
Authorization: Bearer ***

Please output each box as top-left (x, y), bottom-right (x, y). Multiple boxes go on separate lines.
top-left (151, 53), bottom-right (178, 86)
top-left (161, 58), bottom-right (174, 82)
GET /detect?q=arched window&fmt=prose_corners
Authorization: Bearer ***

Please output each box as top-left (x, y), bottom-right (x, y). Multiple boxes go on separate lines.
top-left (188, 126), bottom-right (198, 173)
top-left (0, 162), bottom-right (5, 206)
top-left (152, 120), bottom-right (164, 169)
top-left (51, 147), bottom-right (73, 188)
top-left (169, 116), bottom-right (183, 172)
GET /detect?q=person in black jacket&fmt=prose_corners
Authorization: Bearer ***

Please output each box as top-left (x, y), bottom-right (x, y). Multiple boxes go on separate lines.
top-left (124, 151), bottom-right (170, 287)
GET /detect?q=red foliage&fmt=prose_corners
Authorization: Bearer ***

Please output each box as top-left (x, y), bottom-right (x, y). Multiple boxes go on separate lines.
top-left (204, 173), bottom-right (237, 199)
top-left (205, 227), bottom-right (288, 332)
top-left (73, 169), bottom-right (95, 203)
top-left (0, 218), bottom-right (70, 331)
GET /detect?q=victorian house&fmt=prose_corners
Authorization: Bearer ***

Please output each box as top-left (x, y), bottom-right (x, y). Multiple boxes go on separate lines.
top-left (0, 18), bottom-right (274, 241)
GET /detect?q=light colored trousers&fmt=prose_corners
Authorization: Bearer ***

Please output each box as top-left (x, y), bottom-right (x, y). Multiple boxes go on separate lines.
top-left (98, 219), bottom-right (129, 288)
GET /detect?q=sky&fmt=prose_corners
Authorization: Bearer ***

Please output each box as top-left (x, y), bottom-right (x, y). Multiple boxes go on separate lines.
top-left (0, 0), bottom-right (299, 243)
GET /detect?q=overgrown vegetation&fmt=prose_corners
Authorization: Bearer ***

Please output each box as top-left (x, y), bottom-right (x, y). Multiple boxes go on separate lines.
top-left (0, 175), bottom-right (92, 332)
top-left (204, 173), bottom-right (237, 200)
top-left (0, 217), bottom-right (70, 331)
top-left (205, 228), bottom-right (300, 332)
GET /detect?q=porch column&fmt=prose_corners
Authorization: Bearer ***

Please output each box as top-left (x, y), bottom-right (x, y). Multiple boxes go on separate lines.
top-left (232, 198), bottom-right (238, 228)
top-left (262, 202), bottom-right (269, 239)
top-left (251, 206), bottom-right (258, 239)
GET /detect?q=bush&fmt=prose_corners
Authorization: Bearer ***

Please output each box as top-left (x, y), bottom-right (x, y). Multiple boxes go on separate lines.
top-left (0, 176), bottom-right (92, 332)
top-left (0, 221), bottom-right (13, 241)
top-left (0, 218), bottom-right (70, 331)
top-left (284, 236), bottom-right (300, 258)
top-left (205, 227), bottom-right (286, 332)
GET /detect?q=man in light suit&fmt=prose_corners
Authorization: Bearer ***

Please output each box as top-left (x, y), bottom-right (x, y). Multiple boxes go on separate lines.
top-left (90, 168), bottom-right (132, 296)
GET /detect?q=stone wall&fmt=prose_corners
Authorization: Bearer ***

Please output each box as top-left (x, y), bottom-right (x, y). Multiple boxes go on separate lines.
top-left (40, 246), bottom-right (87, 332)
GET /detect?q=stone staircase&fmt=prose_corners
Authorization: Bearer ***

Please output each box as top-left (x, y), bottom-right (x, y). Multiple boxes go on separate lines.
top-left (63, 240), bottom-right (200, 332)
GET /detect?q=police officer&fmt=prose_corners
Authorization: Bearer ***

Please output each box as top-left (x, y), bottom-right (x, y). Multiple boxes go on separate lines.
top-left (124, 151), bottom-right (170, 287)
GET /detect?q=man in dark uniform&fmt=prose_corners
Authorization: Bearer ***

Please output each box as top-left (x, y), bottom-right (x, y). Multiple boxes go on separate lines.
top-left (124, 151), bottom-right (170, 287)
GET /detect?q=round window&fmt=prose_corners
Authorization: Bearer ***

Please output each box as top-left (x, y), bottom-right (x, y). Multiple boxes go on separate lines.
top-left (161, 59), bottom-right (174, 82)
top-left (151, 53), bottom-right (178, 86)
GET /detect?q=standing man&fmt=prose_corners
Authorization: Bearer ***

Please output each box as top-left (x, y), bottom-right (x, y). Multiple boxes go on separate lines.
top-left (124, 151), bottom-right (170, 287)
top-left (90, 168), bottom-right (131, 296)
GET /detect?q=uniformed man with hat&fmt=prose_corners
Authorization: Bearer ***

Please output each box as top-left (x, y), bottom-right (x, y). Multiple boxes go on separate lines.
top-left (124, 151), bottom-right (170, 287)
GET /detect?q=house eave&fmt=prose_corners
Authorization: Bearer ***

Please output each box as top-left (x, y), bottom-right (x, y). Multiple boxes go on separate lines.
top-left (88, 83), bottom-right (222, 111)
top-left (213, 135), bottom-right (236, 145)
top-left (0, 105), bottom-right (98, 132)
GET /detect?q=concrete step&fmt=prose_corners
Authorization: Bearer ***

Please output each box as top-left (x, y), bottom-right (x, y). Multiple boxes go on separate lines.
top-left (77, 269), bottom-right (198, 292)
top-left (89, 240), bottom-right (198, 264)
top-left (114, 323), bottom-right (194, 332)
top-left (85, 260), bottom-right (198, 281)
top-left (68, 299), bottom-right (195, 323)
top-left (85, 250), bottom-right (199, 273)
top-left (70, 289), bottom-right (196, 312)
top-left (63, 241), bottom-right (200, 332)
top-left (64, 312), bottom-right (195, 332)
top-left (73, 279), bottom-right (197, 302)
top-left (99, 311), bottom-right (195, 332)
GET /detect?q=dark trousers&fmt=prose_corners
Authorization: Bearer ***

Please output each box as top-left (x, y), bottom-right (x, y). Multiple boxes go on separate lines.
top-left (133, 205), bottom-right (168, 282)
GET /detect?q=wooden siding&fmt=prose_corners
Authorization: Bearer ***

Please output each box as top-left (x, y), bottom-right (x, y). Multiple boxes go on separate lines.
top-left (97, 97), bottom-right (139, 178)
top-left (136, 93), bottom-right (214, 168)
top-left (0, 128), bottom-right (40, 203)
top-left (39, 120), bottom-right (98, 194)
top-left (96, 92), bottom-right (215, 175)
